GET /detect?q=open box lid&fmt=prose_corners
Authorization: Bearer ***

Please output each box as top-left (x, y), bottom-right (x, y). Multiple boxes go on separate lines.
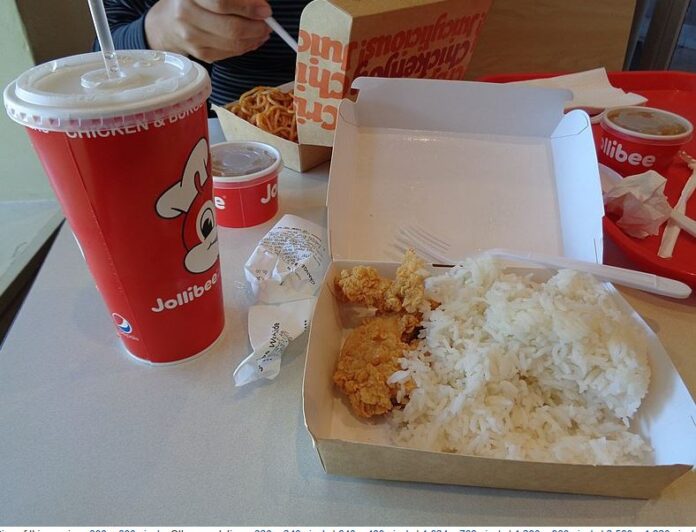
top-left (327, 77), bottom-right (605, 263)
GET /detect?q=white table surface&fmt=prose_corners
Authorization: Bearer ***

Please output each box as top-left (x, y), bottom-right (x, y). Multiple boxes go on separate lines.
top-left (1, 120), bottom-right (695, 525)
top-left (0, 199), bottom-right (62, 298)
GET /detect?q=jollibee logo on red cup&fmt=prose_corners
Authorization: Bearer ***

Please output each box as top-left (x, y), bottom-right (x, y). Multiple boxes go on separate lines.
top-left (216, 181), bottom-right (278, 209)
top-left (150, 271), bottom-right (220, 313)
top-left (599, 138), bottom-right (656, 169)
top-left (260, 182), bottom-right (278, 204)
top-left (156, 138), bottom-right (219, 274)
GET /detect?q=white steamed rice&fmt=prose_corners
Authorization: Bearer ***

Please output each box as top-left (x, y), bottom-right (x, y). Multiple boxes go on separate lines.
top-left (389, 256), bottom-right (652, 465)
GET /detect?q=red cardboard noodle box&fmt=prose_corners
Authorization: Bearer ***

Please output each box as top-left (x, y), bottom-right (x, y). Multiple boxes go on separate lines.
top-left (4, 51), bottom-right (225, 365)
top-left (295, 0), bottom-right (492, 147)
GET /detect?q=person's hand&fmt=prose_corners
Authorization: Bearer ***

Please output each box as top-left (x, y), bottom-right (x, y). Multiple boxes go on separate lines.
top-left (145, 0), bottom-right (273, 63)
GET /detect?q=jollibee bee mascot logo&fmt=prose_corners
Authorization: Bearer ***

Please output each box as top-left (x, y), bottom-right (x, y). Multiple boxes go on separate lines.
top-left (156, 138), bottom-right (219, 274)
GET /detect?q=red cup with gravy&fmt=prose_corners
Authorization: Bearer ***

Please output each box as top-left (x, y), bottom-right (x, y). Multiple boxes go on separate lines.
top-left (211, 142), bottom-right (281, 228)
top-left (598, 106), bottom-right (693, 176)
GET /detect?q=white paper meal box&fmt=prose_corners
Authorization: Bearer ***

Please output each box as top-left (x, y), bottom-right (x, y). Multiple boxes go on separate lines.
top-left (302, 77), bottom-right (696, 498)
top-left (305, 260), bottom-right (696, 498)
top-left (327, 77), bottom-right (606, 263)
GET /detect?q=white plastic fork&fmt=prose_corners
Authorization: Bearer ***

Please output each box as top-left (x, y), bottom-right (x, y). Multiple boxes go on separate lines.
top-left (659, 150), bottom-right (696, 258)
top-left (396, 225), bottom-right (692, 299)
top-left (265, 17), bottom-right (298, 52)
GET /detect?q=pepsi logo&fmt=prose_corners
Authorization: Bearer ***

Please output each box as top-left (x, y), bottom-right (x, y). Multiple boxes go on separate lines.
top-left (112, 313), bottom-right (133, 334)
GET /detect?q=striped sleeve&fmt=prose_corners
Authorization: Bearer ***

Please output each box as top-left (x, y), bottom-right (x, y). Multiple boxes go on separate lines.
top-left (94, 0), bottom-right (155, 51)
top-left (93, 0), bottom-right (309, 105)
top-left (209, 0), bottom-right (308, 104)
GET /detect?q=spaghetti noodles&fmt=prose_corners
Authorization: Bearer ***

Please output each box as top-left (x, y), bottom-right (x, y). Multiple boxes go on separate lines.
top-left (226, 86), bottom-right (298, 142)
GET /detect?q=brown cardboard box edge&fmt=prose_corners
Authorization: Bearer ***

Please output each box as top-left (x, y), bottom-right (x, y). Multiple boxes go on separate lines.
top-left (211, 103), bottom-right (331, 173)
top-left (315, 439), bottom-right (690, 499)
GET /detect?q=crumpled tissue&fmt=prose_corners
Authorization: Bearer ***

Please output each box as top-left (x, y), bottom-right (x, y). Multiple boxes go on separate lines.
top-left (234, 214), bottom-right (329, 386)
top-left (603, 170), bottom-right (672, 238)
top-left (244, 214), bottom-right (329, 303)
top-left (233, 298), bottom-right (316, 386)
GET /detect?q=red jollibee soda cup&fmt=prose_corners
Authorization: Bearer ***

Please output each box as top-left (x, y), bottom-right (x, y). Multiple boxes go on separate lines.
top-left (3, 51), bottom-right (225, 364)
top-left (211, 142), bottom-right (281, 228)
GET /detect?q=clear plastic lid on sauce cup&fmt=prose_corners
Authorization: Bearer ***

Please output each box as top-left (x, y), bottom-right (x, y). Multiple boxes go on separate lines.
top-left (598, 106), bottom-right (693, 176)
top-left (211, 141), bottom-right (282, 228)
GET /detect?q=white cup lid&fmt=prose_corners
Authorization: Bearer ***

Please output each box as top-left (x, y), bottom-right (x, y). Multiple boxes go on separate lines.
top-left (211, 142), bottom-right (282, 182)
top-left (4, 50), bottom-right (210, 132)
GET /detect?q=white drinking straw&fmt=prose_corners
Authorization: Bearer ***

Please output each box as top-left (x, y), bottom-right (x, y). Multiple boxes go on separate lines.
top-left (265, 17), bottom-right (299, 53)
top-left (87, 0), bottom-right (121, 79)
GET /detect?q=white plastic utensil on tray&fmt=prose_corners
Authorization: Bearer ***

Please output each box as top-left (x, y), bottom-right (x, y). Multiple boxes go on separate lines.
top-left (395, 225), bottom-right (692, 299)
top-left (658, 151), bottom-right (696, 258)
top-left (487, 249), bottom-right (692, 298)
top-left (265, 17), bottom-right (298, 52)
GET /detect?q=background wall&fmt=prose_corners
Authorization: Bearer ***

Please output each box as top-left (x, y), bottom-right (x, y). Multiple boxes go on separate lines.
top-left (0, 0), bottom-right (95, 202)
top-left (0, 1), bottom-right (52, 201)
top-left (16, 0), bottom-right (95, 64)
top-left (466, 0), bottom-right (637, 80)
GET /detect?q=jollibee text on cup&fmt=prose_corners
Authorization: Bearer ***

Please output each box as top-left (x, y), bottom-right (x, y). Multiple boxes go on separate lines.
top-left (3, 51), bottom-right (225, 364)
top-left (211, 141), bottom-right (282, 228)
top-left (598, 106), bottom-right (693, 176)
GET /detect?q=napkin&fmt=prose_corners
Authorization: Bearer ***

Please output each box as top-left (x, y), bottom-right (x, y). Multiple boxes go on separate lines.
top-left (514, 68), bottom-right (647, 112)
top-left (244, 214), bottom-right (329, 303)
top-left (603, 170), bottom-right (672, 238)
top-left (235, 214), bottom-right (329, 386)
top-left (233, 299), bottom-right (315, 386)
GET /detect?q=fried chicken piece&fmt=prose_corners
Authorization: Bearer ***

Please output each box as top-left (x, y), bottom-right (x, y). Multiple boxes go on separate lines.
top-left (386, 249), bottom-right (427, 313)
top-left (333, 314), bottom-right (418, 418)
top-left (334, 265), bottom-right (396, 312)
top-left (334, 250), bottom-right (428, 313)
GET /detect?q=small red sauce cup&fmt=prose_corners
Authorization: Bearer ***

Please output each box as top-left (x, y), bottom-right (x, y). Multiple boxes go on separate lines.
top-left (211, 141), bottom-right (281, 228)
top-left (598, 106), bottom-right (693, 176)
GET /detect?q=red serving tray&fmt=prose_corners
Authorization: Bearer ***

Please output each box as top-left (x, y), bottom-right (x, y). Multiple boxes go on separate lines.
top-left (481, 71), bottom-right (696, 288)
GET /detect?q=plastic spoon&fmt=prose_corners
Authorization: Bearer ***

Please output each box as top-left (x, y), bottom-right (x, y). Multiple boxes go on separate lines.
top-left (487, 248), bottom-right (692, 299)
